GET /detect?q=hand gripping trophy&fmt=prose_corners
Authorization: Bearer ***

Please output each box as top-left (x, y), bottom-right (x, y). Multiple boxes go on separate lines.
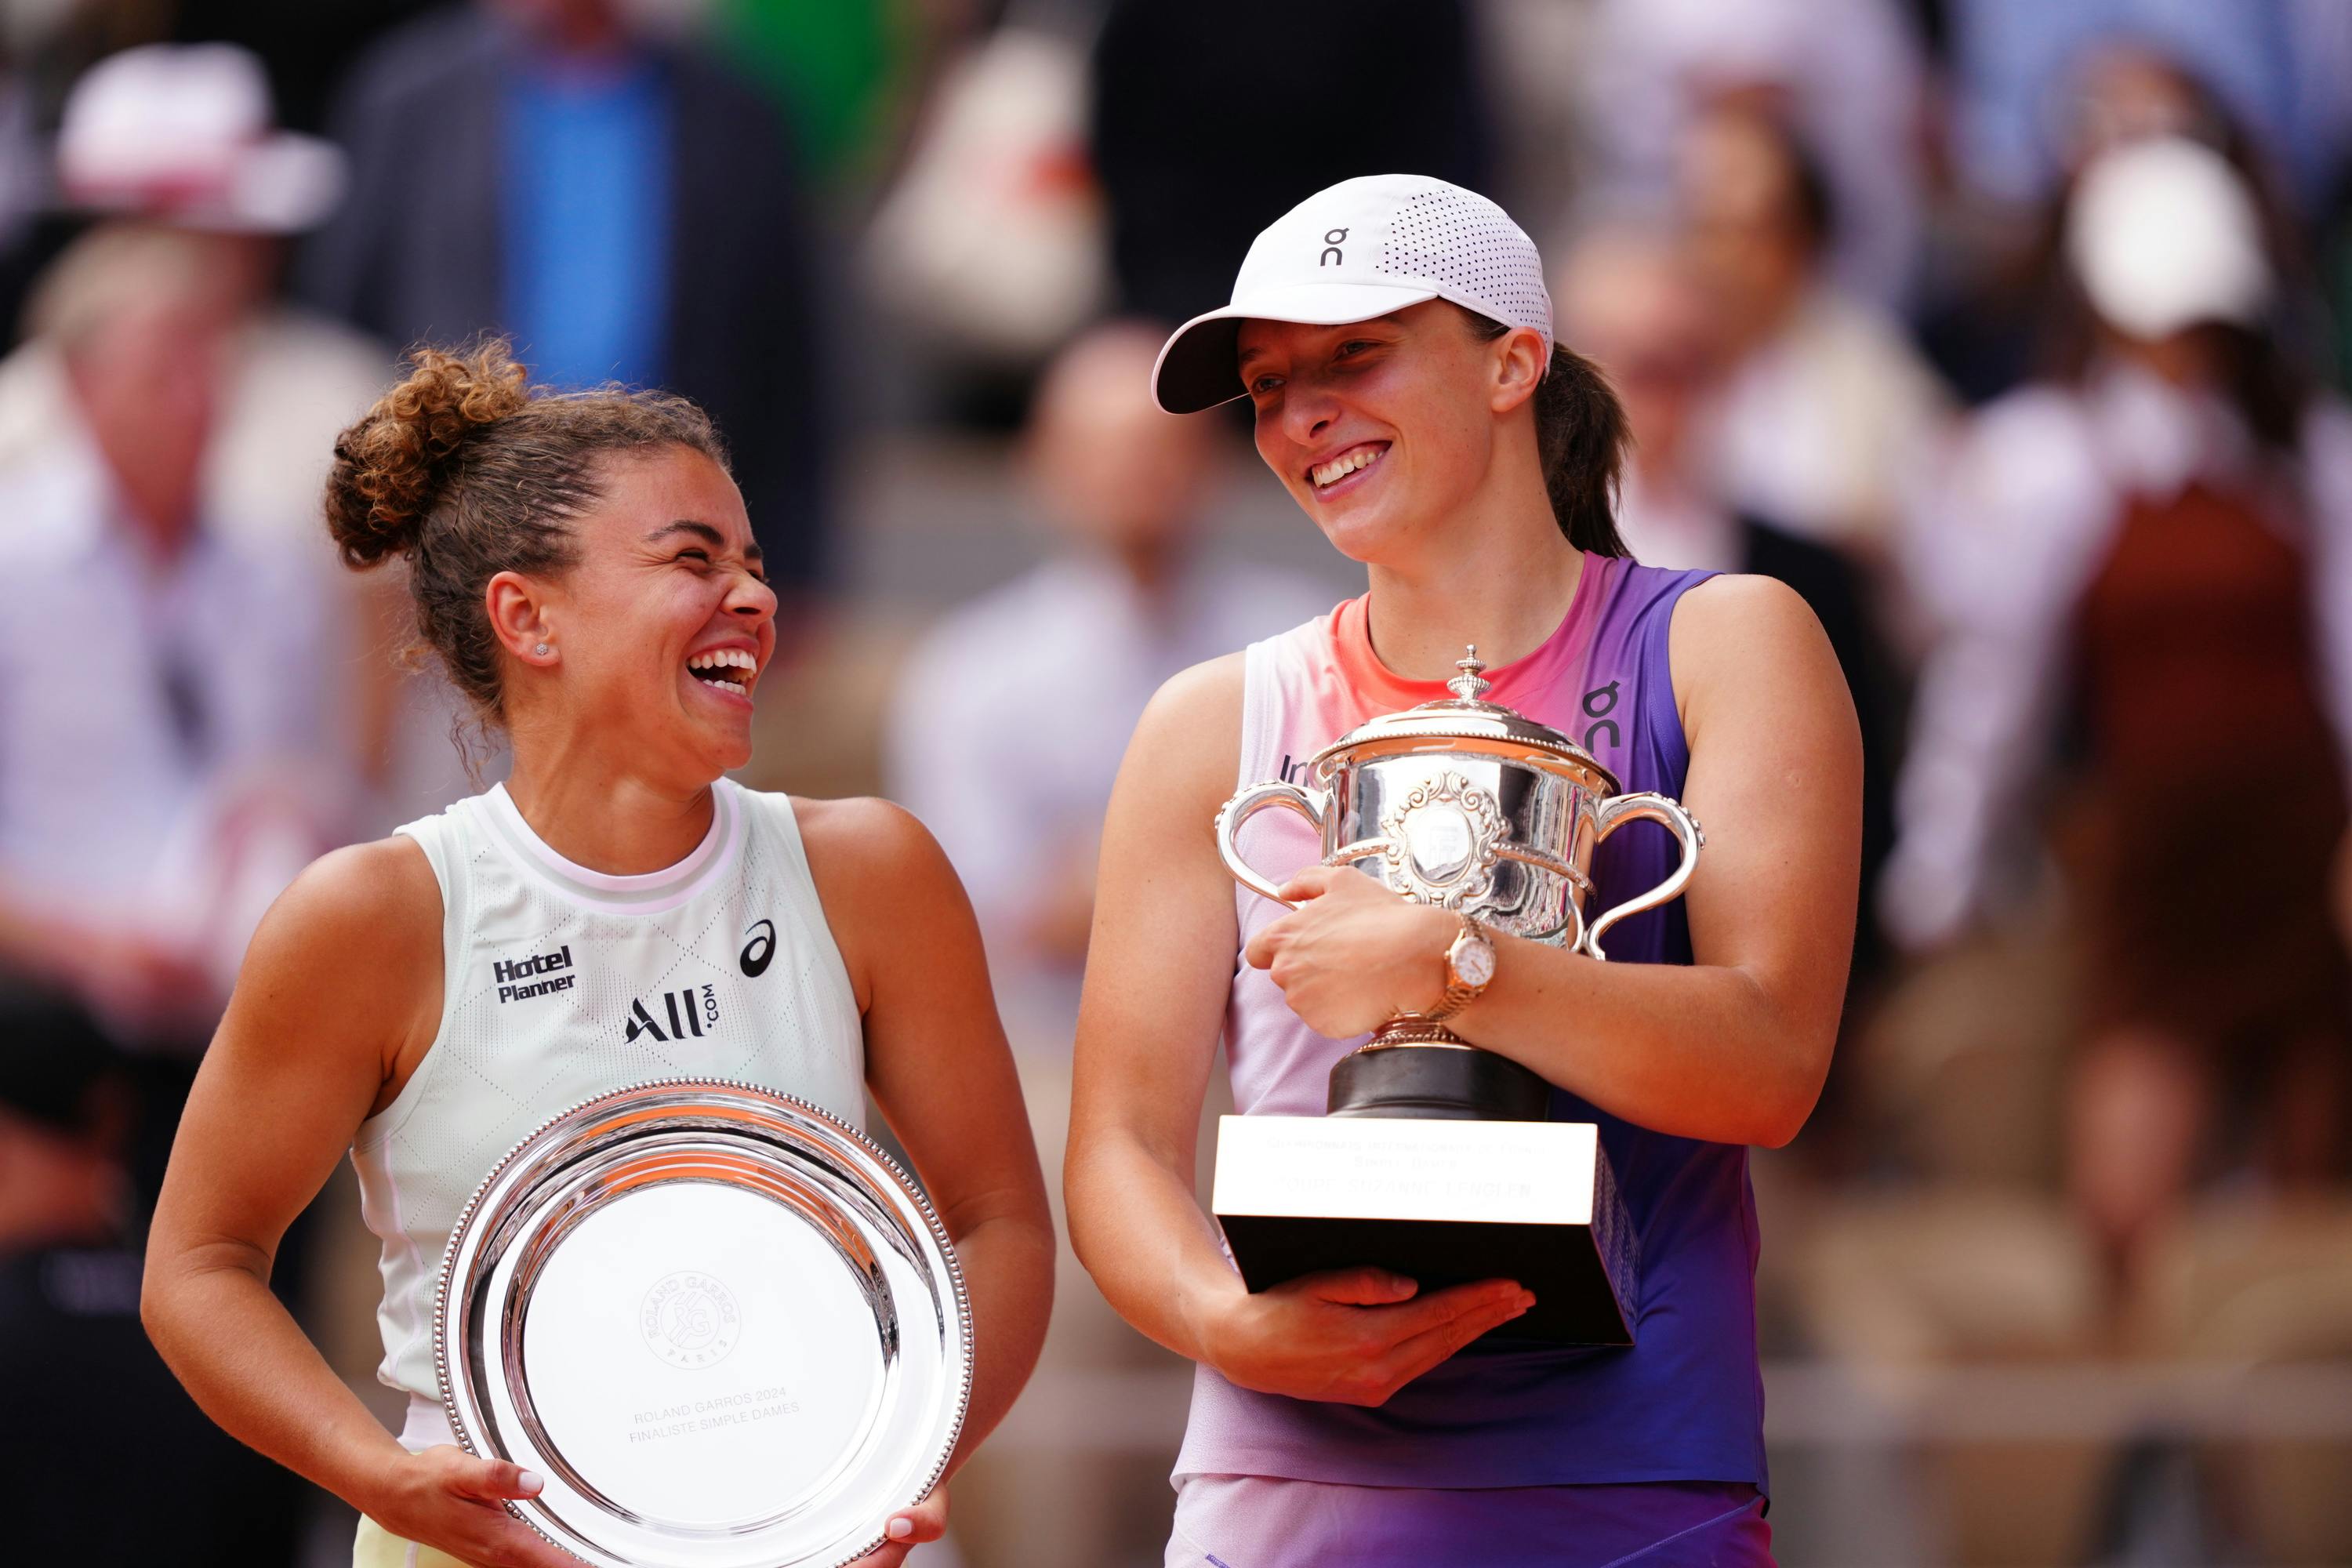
top-left (1210, 650), bottom-right (1703, 1343)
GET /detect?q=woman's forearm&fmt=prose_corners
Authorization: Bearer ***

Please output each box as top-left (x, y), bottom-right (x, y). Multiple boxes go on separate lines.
top-left (143, 1244), bottom-right (409, 1512)
top-left (1457, 937), bottom-right (1832, 1148)
top-left (938, 1207), bottom-right (1055, 1470)
top-left (1064, 1131), bottom-right (1245, 1364)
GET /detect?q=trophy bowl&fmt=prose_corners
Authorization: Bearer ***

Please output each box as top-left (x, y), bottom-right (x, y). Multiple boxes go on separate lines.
top-left (435, 1080), bottom-right (971, 1568)
top-left (1216, 650), bottom-right (1702, 1120)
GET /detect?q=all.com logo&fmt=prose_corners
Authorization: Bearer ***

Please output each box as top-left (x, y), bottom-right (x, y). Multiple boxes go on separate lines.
top-left (640, 1270), bottom-right (742, 1370)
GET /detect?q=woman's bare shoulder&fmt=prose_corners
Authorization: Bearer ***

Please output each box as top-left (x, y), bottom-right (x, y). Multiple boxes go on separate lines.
top-left (1126, 651), bottom-right (1247, 799)
top-left (1671, 571), bottom-right (1823, 647)
top-left (227, 836), bottom-right (445, 1076)
top-left (790, 794), bottom-right (942, 891)
top-left (1668, 572), bottom-right (1856, 746)
top-left (262, 836), bottom-right (442, 956)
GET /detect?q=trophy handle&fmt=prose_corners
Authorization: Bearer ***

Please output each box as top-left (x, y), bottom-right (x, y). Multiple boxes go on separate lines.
top-left (1577, 793), bottom-right (1704, 961)
top-left (1215, 781), bottom-right (1329, 909)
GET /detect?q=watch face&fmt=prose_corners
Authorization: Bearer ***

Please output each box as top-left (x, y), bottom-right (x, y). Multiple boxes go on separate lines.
top-left (1453, 935), bottom-right (1497, 988)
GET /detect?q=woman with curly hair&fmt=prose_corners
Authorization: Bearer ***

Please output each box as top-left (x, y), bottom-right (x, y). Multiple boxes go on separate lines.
top-left (141, 343), bottom-right (1053, 1568)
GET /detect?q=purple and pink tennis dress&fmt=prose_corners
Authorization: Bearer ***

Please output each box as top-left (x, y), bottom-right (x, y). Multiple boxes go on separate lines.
top-left (1175, 555), bottom-right (1773, 1567)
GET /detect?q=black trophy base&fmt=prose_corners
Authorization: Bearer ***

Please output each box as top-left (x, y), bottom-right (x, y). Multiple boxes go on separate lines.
top-left (1211, 1116), bottom-right (1639, 1346)
top-left (1327, 1043), bottom-right (1552, 1121)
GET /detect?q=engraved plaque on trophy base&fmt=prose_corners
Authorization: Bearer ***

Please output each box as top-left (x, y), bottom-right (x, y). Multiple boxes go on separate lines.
top-left (1211, 1116), bottom-right (1639, 1346)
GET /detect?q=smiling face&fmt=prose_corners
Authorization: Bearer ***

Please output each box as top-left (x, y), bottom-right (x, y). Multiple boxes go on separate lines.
top-left (505, 446), bottom-right (778, 782)
top-left (1236, 301), bottom-right (1538, 566)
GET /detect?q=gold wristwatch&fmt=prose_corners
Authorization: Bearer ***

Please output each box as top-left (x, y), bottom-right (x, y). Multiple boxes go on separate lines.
top-left (1419, 912), bottom-right (1497, 1024)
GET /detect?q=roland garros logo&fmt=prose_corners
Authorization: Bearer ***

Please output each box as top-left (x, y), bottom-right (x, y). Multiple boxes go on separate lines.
top-left (640, 1271), bottom-right (742, 1370)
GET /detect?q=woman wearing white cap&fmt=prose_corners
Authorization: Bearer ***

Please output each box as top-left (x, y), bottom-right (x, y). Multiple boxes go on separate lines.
top-left (1067, 176), bottom-right (1860, 1563)
top-left (1888, 136), bottom-right (2352, 1287)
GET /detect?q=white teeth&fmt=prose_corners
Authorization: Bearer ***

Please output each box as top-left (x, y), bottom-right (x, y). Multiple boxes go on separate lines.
top-left (1312, 445), bottom-right (1385, 488)
top-left (687, 648), bottom-right (756, 673)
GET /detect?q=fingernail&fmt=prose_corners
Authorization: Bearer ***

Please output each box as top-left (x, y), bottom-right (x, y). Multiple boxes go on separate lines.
top-left (518, 1469), bottom-right (544, 1495)
top-left (1516, 1292), bottom-right (1537, 1312)
top-left (887, 1517), bottom-right (914, 1540)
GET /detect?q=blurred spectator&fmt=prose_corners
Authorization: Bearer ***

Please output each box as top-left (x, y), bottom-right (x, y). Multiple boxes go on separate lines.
top-left (1678, 102), bottom-right (1955, 575)
top-left (1888, 137), bottom-right (2352, 1286)
top-left (1576, 0), bottom-right (1930, 309)
top-left (1090, 0), bottom-right (1490, 326)
top-left (0, 45), bottom-right (387, 550)
top-left (299, 0), bottom-right (833, 590)
top-left (1919, 39), bottom-right (2324, 407)
top-left (1943, 0), bottom-right (2352, 213)
top-left (1559, 224), bottom-right (1897, 1008)
top-left (0, 41), bottom-right (453, 828)
top-left (884, 320), bottom-right (1308, 1568)
top-left (884, 321), bottom-right (1325, 1040)
top-left (0, 223), bottom-right (349, 1192)
top-left (0, 988), bottom-right (303, 1564)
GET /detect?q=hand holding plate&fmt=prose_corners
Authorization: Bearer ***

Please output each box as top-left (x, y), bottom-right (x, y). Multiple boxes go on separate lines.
top-left (361, 1445), bottom-right (576, 1568)
top-left (847, 1484), bottom-right (950, 1568)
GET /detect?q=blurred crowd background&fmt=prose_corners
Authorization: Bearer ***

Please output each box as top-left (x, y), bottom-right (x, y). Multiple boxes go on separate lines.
top-left (3, 1), bottom-right (2351, 1565)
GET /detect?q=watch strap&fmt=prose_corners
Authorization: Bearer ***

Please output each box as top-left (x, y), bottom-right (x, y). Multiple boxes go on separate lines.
top-left (1418, 912), bottom-right (1491, 1024)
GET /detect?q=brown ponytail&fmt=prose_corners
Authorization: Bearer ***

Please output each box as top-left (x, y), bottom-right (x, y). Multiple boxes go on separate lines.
top-left (1461, 310), bottom-right (1632, 557)
top-left (323, 340), bottom-right (728, 729)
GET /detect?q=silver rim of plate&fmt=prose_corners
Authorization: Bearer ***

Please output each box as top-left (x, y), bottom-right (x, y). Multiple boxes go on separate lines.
top-left (434, 1079), bottom-right (972, 1568)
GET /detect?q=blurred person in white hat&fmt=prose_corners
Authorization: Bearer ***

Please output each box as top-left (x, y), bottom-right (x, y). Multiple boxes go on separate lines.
top-left (0, 44), bottom-right (388, 543)
top-left (0, 44), bottom-right (457, 822)
top-left (1069, 173), bottom-right (1861, 1566)
top-left (1888, 136), bottom-right (2352, 1290)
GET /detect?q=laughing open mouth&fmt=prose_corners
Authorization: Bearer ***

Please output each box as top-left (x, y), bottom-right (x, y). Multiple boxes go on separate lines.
top-left (687, 647), bottom-right (757, 694)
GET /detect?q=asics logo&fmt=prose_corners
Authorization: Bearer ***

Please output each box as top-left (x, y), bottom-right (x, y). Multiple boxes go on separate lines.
top-left (739, 919), bottom-right (775, 978)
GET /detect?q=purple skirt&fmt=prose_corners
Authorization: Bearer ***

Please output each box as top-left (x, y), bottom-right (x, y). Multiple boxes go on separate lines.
top-left (1167, 1475), bottom-right (1772, 1568)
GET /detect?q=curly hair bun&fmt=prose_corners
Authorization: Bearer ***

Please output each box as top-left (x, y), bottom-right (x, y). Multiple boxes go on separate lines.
top-left (325, 341), bottom-right (532, 569)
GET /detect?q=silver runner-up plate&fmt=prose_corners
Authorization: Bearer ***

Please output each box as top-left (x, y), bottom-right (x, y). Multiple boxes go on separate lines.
top-left (435, 1080), bottom-right (972, 1568)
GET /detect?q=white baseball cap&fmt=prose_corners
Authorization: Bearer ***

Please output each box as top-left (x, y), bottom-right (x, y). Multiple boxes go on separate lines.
top-left (1152, 173), bottom-right (1555, 413)
top-left (2065, 136), bottom-right (2270, 341)
top-left (56, 44), bottom-right (345, 234)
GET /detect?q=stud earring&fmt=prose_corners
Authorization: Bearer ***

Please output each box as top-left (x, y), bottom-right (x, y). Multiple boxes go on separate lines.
top-left (534, 641), bottom-right (551, 657)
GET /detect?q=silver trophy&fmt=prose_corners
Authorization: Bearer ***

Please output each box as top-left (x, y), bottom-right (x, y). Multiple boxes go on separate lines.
top-left (436, 1080), bottom-right (971, 1568)
top-left (1210, 651), bottom-right (1702, 1342)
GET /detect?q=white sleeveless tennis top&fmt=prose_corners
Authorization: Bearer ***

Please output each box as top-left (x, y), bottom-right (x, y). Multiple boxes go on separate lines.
top-left (349, 778), bottom-right (866, 1450)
